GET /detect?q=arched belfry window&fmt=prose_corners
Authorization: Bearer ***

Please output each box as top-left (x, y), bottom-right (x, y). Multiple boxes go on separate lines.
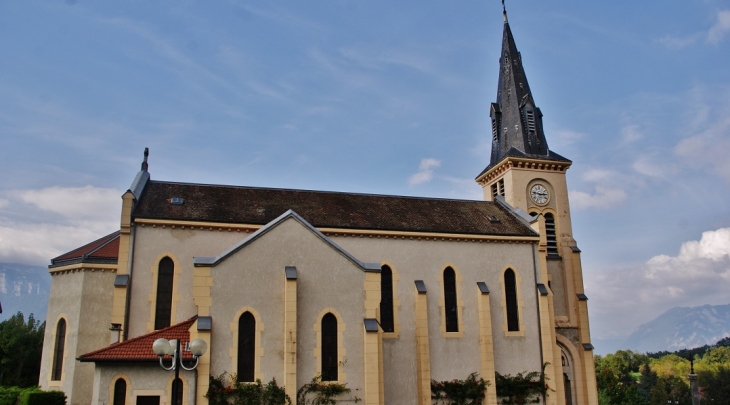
top-left (380, 265), bottom-right (394, 333)
top-left (237, 312), bottom-right (256, 382)
top-left (444, 267), bottom-right (458, 332)
top-left (113, 378), bottom-right (126, 405)
top-left (544, 214), bottom-right (559, 257)
top-left (51, 318), bottom-right (66, 380)
top-left (505, 269), bottom-right (519, 332)
top-left (321, 313), bottom-right (338, 381)
top-left (154, 257), bottom-right (174, 330)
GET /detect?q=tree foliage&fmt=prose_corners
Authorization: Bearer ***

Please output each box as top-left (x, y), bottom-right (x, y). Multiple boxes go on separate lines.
top-left (597, 337), bottom-right (730, 404)
top-left (0, 312), bottom-right (45, 387)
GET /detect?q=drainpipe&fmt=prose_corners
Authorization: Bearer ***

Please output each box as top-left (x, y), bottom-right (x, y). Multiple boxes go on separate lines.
top-left (531, 242), bottom-right (546, 404)
top-left (123, 223), bottom-right (136, 341)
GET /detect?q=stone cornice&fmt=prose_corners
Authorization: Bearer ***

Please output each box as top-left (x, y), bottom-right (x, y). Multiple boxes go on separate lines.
top-left (476, 157), bottom-right (572, 186)
top-left (134, 218), bottom-right (539, 243)
top-left (49, 263), bottom-right (117, 275)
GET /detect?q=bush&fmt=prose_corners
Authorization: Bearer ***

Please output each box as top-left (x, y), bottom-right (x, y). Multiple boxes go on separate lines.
top-left (206, 373), bottom-right (291, 405)
top-left (431, 372), bottom-right (490, 405)
top-left (0, 386), bottom-right (23, 405)
top-left (18, 389), bottom-right (66, 405)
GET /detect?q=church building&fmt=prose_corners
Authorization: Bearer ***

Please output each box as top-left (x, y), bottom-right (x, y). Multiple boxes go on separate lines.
top-left (39, 11), bottom-right (599, 405)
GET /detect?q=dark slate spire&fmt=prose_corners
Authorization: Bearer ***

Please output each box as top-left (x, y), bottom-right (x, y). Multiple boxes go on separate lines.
top-left (485, 16), bottom-right (569, 170)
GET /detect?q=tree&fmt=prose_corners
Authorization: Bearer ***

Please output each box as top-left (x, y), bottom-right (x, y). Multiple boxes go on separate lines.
top-left (698, 365), bottom-right (730, 404)
top-left (0, 312), bottom-right (45, 387)
top-left (637, 363), bottom-right (657, 402)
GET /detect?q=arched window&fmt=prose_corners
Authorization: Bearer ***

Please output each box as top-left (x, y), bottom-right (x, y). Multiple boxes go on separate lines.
top-left (444, 267), bottom-right (458, 332)
top-left (505, 269), bottom-right (519, 332)
top-left (172, 377), bottom-right (183, 405)
top-left (321, 313), bottom-right (338, 381)
top-left (51, 318), bottom-right (66, 380)
top-left (113, 378), bottom-right (126, 405)
top-left (380, 265), bottom-right (394, 333)
top-left (154, 257), bottom-right (174, 330)
top-left (237, 311), bottom-right (256, 382)
top-left (544, 214), bottom-right (559, 257)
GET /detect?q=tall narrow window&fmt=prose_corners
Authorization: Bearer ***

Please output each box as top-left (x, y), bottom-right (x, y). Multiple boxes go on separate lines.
top-left (113, 379), bottom-right (126, 405)
top-left (498, 179), bottom-right (505, 196)
top-left (444, 267), bottom-right (458, 332)
top-left (380, 265), bottom-right (394, 333)
top-left (172, 377), bottom-right (183, 405)
top-left (505, 269), bottom-right (519, 332)
top-left (237, 311), bottom-right (256, 382)
top-left (51, 318), bottom-right (66, 380)
top-left (154, 257), bottom-right (174, 330)
top-left (544, 214), bottom-right (559, 257)
top-left (321, 313), bottom-right (338, 381)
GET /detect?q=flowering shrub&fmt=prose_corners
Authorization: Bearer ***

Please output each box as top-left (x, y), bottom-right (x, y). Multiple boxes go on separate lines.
top-left (494, 363), bottom-right (551, 405)
top-left (296, 375), bottom-right (360, 405)
top-left (430, 372), bottom-right (490, 405)
top-left (206, 372), bottom-right (291, 405)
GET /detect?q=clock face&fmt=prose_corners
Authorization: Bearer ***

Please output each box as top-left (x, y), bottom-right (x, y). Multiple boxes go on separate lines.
top-left (530, 184), bottom-right (549, 205)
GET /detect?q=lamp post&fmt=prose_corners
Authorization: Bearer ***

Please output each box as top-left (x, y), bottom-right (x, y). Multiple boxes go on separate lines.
top-left (152, 338), bottom-right (208, 405)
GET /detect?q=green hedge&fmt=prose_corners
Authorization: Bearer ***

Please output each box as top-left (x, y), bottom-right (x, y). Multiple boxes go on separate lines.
top-left (18, 389), bottom-right (66, 405)
top-left (0, 386), bottom-right (24, 405)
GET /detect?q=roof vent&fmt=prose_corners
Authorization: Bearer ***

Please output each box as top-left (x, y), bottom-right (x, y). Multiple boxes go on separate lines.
top-left (171, 197), bottom-right (184, 205)
top-left (487, 215), bottom-right (501, 223)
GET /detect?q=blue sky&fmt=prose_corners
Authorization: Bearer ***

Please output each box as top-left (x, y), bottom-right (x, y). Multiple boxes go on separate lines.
top-left (1, 1), bottom-right (729, 352)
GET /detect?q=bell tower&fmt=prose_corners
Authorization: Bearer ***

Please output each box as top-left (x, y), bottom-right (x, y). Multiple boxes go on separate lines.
top-left (475, 8), bottom-right (599, 405)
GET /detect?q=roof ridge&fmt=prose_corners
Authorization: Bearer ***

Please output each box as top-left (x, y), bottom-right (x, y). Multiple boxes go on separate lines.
top-left (82, 230), bottom-right (121, 259)
top-left (146, 180), bottom-right (489, 204)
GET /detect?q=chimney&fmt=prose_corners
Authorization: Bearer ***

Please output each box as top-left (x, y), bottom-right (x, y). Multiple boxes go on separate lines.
top-left (109, 323), bottom-right (122, 345)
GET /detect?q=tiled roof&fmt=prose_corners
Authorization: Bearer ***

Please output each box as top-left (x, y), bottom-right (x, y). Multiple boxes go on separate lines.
top-left (78, 316), bottom-right (197, 362)
top-left (133, 181), bottom-right (536, 237)
top-left (50, 231), bottom-right (120, 268)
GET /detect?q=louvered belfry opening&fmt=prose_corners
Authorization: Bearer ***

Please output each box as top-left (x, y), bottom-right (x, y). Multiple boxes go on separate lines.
top-left (154, 257), bottom-right (174, 330)
top-left (113, 379), bottom-right (126, 405)
top-left (51, 318), bottom-right (66, 380)
top-left (380, 265), bottom-right (394, 333)
top-left (321, 313), bottom-right (338, 381)
top-left (444, 267), bottom-right (459, 332)
top-left (237, 311), bottom-right (256, 382)
top-left (505, 269), bottom-right (519, 331)
top-left (544, 213), bottom-right (559, 257)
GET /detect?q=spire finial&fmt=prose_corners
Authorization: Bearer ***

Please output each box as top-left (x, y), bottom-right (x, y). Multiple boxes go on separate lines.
top-left (502, 0), bottom-right (508, 23)
top-left (141, 147), bottom-right (149, 172)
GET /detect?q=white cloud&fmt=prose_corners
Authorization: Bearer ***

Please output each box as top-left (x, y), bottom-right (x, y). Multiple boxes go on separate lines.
top-left (632, 155), bottom-right (666, 179)
top-left (621, 124), bottom-right (643, 143)
top-left (570, 186), bottom-right (627, 210)
top-left (555, 129), bottom-right (585, 142)
top-left (571, 168), bottom-right (628, 209)
top-left (707, 10), bottom-right (730, 44)
top-left (675, 116), bottom-right (730, 181)
top-left (408, 158), bottom-right (441, 186)
top-left (656, 34), bottom-right (699, 50)
top-left (0, 186), bottom-right (121, 264)
top-left (13, 186), bottom-right (121, 221)
top-left (587, 227), bottom-right (730, 339)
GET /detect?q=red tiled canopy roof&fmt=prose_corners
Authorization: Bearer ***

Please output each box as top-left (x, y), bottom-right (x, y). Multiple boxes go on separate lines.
top-left (78, 316), bottom-right (197, 362)
top-left (50, 231), bottom-right (120, 268)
